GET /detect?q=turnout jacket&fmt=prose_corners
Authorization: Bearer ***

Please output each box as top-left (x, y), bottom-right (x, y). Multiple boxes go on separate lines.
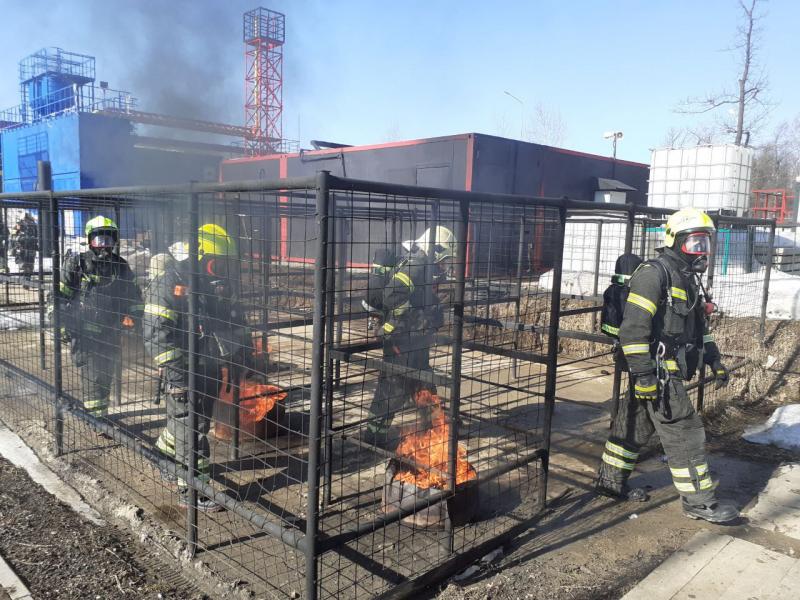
top-left (619, 248), bottom-right (721, 379)
top-left (380, 249), bottom-right (444, 338)
top-left (56, 251), bottom-right (142, 339)
top-left (143, 257), bottom-right (250, 387)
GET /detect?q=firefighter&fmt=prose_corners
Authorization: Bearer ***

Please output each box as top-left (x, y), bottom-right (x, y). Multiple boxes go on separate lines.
top-left (364, 226), bottom-right (456, 449)
top-left (12, 212), bottom-right (38, 281)
top-left (0, 218), bottom-right (9, 273)
top-left (595, 207), bottom-right (738, 523)
top-left (144, 224), bottom-right (250, 512)
top-left (55, 216), bottom-right (142, 419)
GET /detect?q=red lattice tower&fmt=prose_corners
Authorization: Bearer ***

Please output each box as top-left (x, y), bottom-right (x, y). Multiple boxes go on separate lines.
top-left (244, 8), bottom-right (284, 155)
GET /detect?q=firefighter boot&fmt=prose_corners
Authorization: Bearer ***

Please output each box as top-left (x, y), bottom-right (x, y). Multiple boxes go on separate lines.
top-left (364, 419), bottom-right (397, 451)
top-left (178, 488), bottom-right (223, 513)
top-left (682, 499), bottom-right (739, 524)
top-left (594, 441), bottom-right (650, 502)
top-left (595, 479), bottom-right (649, 502)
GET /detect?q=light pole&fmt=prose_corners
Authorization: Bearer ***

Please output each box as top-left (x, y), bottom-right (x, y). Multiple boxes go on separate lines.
top-left (504, 91), bottom-right (525, 139)
top-left (603, 130), bottom-right (624, 178)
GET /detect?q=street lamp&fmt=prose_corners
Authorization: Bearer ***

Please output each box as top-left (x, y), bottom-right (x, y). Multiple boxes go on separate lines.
top-left (504, 91), bottom-right (525, 139)
top-left (603, 130), bottom-right (624, 177)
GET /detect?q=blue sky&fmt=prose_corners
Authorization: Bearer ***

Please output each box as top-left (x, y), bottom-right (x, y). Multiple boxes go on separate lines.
top-left (1, 0), bottom-right (797, 163)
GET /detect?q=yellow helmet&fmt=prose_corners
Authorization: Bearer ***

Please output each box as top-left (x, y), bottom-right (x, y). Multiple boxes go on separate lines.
top-left (198, 224), bottom-right (236, 258)
top-left (663, 208), bottom-right (715, 248)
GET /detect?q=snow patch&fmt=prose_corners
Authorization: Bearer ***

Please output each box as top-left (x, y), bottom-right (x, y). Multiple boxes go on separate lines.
top-left (742, 405), bottom-right (800, 450)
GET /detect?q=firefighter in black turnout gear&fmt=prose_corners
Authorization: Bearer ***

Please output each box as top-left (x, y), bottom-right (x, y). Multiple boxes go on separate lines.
top-left (596, 208), bottom-right (738, 524)
top-left (0, 219), bottom-right (9, 273)
top-left (55, 216), bottom-right (143, 419)
top-left (364, 226), bottom-right (456, 449)
top-left (12, 212), bottom-right (38, 281)
top-left (144, 224), bottom-right (249, 512)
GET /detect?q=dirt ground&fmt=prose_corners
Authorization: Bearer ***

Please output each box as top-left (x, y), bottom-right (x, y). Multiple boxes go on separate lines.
top-left (0, 455), bottom-right (207, 599)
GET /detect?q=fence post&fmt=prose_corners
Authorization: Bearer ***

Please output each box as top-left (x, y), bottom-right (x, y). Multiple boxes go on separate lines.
top-left (446, 197), bottom-right (470, 554)
top-left (186, 186), bottom-right (200, 556)
top-left (50, 192), bottom-right (64, 457)
top-left (539, 205), bottom-right (567, 509)
top-left (114, 200), bottom-right (123, 407)
top-left (3, 207), bottom-right (9, 304)
top-left (306, 170), bottom-right (330, 600)
top-left (612, 204), bottom-right (635, 421)
top-left (36, 161), bottom-right (52, 372)
top-left (322, 193), bottom-right (337, 509)
top-left (37, 198), bottom-right (47, 371)
top-left (760, 220), bottom-right (776, 342)
top-left (698, 219), bottom-right (721, 412)
top-left (624, 205), bottom-right (635, 255)
top-left (590, 221), bottom-right (603, 342)
top-left (511, 214), bottom-right (525, 379)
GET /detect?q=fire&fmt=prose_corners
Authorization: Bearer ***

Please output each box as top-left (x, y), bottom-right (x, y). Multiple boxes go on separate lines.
top-left (394, 390), bottom-right (476, 490)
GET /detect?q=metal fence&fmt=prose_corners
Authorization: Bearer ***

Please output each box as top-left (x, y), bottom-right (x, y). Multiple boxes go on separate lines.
top-left (0, 171), bottom-right (778, 599)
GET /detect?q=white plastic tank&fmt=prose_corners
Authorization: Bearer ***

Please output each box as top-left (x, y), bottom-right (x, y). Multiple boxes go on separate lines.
top-left (647, 144), bottom-right (753, 216)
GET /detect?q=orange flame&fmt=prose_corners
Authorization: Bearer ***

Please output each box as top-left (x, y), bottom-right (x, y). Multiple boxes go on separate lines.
top-left (394, 390), bottom-right (476, 490)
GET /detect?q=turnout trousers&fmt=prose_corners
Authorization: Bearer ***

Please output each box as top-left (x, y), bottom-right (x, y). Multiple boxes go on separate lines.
top-left (156, 362), bottom-right (220, 486)
top-left (598, 369), bottom-right (715, 506)
top-left (72, 333), bottom-right (121, 418)
top-left (367, 332), bottom-right (436, 435)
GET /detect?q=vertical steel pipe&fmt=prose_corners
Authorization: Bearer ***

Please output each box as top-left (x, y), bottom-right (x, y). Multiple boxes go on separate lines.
top-left (50, 192), bottom-right (64, 457)
top-left (590, 221), bottom-right (603, 337)
top-left (511, 214), bottom-right (526, 379)
top-left (624, 206), bottom-right (635, 256)
top-left (37, 198), bottom-right (47, 371)
top-left (539, 206), bottom-right (567, 509)
top-left (36, 162), bottom-right (52, 373)
top-left (114, 201), bottom-right (123, 407)
top-left (231, 194), bottom-right (242, 462)
top-left (305, 171), bottom-right (330, 600)
top-left (445, 197), bottom-right (470, 553)
top-left (186, 188), bottom-right (200, 556)
top-left (322, 193), bottom-right (337, 508)
top-left (760, 221), bottom-right (776, 342)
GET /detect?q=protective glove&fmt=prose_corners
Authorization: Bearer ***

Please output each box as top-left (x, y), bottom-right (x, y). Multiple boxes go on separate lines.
top-left (633, 373), bottom-right (659, 401)
top-left (713, 360), bottom-right (730, 389)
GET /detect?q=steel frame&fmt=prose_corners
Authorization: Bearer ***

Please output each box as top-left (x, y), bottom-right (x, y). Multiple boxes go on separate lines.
top-left (0, 170), bottom-right (779, 599)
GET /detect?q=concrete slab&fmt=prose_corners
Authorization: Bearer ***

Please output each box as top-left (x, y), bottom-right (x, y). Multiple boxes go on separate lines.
top-left (0, 423), bottom-right (104, 526)
top-left (621, 531), bottom-right (733, 600)
top-left (0, 553), bottom-right (32, 600)
top-left (744, 462), bottom-right (800, 541)
top-left (622, 531), bottom-right (800, 600)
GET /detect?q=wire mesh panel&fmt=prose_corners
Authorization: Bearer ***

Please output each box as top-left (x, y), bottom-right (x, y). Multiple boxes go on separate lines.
top-left (0, 175), bottom-right (564, 600)
top-left (0, 199), bottom-right (54, 431)
top-left (311, 185), bottom-right (556, 599)
top-left (0, 182), bottom-right (321, 598)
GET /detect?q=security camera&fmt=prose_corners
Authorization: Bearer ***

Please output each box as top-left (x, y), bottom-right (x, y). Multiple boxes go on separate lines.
top-left (603, 131), bottom-right (624, 140)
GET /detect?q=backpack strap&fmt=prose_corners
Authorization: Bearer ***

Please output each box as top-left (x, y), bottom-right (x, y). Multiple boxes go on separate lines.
top-left (642, 257), bottom-right (672, 308)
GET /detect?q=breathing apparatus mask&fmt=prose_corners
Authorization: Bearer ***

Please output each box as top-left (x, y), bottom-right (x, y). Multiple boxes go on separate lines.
top-left (678, 232), bottom-right (711, 273)
top-left (89, 230), bottom-right (118, 259)
top-left (201, 255), bottom-right (235, 297)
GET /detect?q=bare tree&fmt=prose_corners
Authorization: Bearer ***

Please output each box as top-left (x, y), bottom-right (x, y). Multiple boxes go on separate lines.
top-left (676, 0), bottom-right (769, 145)
top-left (523, 102), bottom-right (568, 147)
top-left (752, 116), bottom-right (800, 189)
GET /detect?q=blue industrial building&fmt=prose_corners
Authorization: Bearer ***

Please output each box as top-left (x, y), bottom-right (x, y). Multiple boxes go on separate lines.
top-left (0, 48), bottom-right (236, 194)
